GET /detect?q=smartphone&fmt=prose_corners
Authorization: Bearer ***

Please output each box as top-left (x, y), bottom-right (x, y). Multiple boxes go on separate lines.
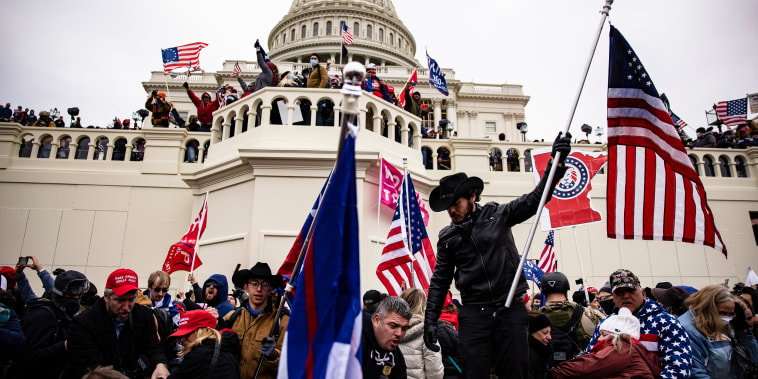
top-left (17, 256), bottom-right (30, 266)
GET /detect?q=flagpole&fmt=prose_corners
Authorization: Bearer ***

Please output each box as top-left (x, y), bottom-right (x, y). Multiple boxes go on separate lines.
top-left (506, 0), bottom-right (613, 308)
top-left (571, 227), bottom-right (591, 307)
top-left (377, 153), bottom-right (383, 260)
top-left (403, 156), bottom-right (415, 289)
top-left (252, 63), bottom-right (366, 379)
top-left (187, 192), bottom-right (207, 293)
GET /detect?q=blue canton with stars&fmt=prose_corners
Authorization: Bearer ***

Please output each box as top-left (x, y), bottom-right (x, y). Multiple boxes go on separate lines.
top-left (586, 298), bottom-right (691, 378)
top-left (609, 26), bottom-right (661, 98)
top-left (162, 47), bottom-right (180, 64)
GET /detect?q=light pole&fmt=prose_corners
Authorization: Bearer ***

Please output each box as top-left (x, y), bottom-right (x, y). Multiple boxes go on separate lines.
top-left (517, 122), bottom-right (528, 142)
top-left (132, 111), bottom-right (141, 129)
top-left (595, 126), bottom-right (604, 143)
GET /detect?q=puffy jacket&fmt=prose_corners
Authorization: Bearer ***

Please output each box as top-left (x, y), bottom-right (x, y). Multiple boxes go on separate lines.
top-left (186, 88), bottom-right (219, 126)
top-left (550, 340), bottom-right (661, 379)
top-left (221, 302), bottom-right (288, 379)
top-left (398, 314), bottom-right (444, 379)
top-left (425, 163), bottom-right (565, 323)
top-left (586, 298), bottom-right (692, 379)
top-left (679, 310), bottom-right (734, 379)
top-left (167, 330), bottom-right (241, 379)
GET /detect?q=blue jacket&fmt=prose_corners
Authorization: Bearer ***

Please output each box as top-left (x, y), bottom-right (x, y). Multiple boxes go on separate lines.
top-left (204, 274), bottom-right (234, 317)
top-left (679, 310), bottom-right (735, 379)
top-left (586, 298), bottom-right (692, 379)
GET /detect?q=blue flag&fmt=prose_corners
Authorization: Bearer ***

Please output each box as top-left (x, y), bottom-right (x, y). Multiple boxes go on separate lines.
top-left (426, 52), bottom-right (449, 96)
top-left (278, 124), bottom-right (362, 378)
top-left (257, 39), bottom-right (272, 63)
top-left (521, 255), bottom-right (544, 288)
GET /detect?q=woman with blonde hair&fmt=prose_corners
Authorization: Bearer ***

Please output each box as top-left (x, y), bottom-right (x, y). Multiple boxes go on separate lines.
top-left (167, 310), bottom-right (240, 378)
top-left (399, 288), bottom-right (444, 379)
top-left (678, 284), bottom-right (735, 378)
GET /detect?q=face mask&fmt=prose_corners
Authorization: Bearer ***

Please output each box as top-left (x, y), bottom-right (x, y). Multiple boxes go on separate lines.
top-left (310, 60), bottom-right (318, 67)
top-left (54, 296), bottom-right (82, 318)
top-left (721, 315), bottom-right (734, 325)
top-left (289, 73), bottom-right (295, 79)
top-left (600, 299), bottom-right (615, 315)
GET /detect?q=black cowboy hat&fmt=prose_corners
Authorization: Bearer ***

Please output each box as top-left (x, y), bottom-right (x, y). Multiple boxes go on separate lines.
top-left (232, 262), bottom-right (283, 289)
top-left (429, 172), bottom-right (484, 212)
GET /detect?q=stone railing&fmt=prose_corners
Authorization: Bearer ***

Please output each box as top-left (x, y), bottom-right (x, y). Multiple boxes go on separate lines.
top-left (209, 86), bottom-right (423, 148)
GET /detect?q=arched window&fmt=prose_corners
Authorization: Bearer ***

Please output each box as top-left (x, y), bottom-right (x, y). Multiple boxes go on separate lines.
top-left (718, 155), bottom-right (731, 177)
top-left (301, 25), bottom-right (306, 39)
top-left (379, 28), bottom-right (384, 42)
top-left (489, 148), bottom-right (503, 171)
top-left (437, 147), bottom-right (451, 170)
top-left (130, 138), bottom-right (145, 161)
top-left (37, 136), bottom-right (53, 159)
top-left (506, 149), bottom-right (520, 172)
top-left (313, 22), bottom-right (319, 37)
top-left (326, 21), bottom-right (332, 36)
top-left (353, 22), bottom-right (359, 37)
top-left (735, 156), bottom-right (748, 177)
top-left (703, 156), bottom-right (715, 177)
top-left (524, 150), bottom-right (533, 172)
top-left (366, 25), bottom-right (372, 39)
top-left (421, 146), bottom-right (433, 169)
top-left (398, 38), bottom-right (402, 49)
top-left (282, 32), bottom-right (286, 43)
top-left (389, 32), bottom-right (394, 45)
top-left (76, 137), bottom-right (90, 160)
top-left (689, 155), bottom-right (700, 175)
top-left (94, 137), bottom-right (109, 160)
top-left (291, 29), bottom-right (296, 41)
top-left (56, 136), bottom-right (72, 159)
top-left (112, 138), bottom-right (127, 161)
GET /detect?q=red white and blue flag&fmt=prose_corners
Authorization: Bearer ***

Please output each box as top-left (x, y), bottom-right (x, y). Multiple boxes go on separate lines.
top-left (606, 26), bottom-right (726, 255)
top-left (531, 148), bottom-right (608, 230)
top-left (256, 39), bottom-right (272, 63)
top-left (278, 123), bottom-right (362, 379)
top-left (397, 69), bottom-right (418, 109)
top-left (231, 61), bottom-right (242, 78)
top-left (715, 98), bottom-right (748, 127)
top-left (162, 193), bottom-right (207, 274)
top-left (376, 173), bottom-right (436, 296)
top-left (538, 231), bottom-right (557, 273)
top-left (342, 24), bottom-right (353, 45)
top-left (161, 42), bottom-right (208, 74)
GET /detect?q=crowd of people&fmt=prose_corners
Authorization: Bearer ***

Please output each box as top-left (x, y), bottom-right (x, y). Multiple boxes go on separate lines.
top-left (683, 126), bottom-right (758, 149)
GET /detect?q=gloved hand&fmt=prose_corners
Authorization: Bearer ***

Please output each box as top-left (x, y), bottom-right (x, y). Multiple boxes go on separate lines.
top-left (259, 336), bottom-right (277, 360)
top-left (551, 131), bottom-right (572, 165)
top-left (151, 90), bottom-right (158, 97)
top-left (423, 323), bottom-right (440, 352)
top-left (182, 82), bottom-right (189, 89)
top-left (254, 40), bottom-right (261, 51)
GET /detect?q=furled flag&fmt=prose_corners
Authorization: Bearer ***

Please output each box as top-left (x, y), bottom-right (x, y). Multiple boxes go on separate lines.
top-left (216, 87), bottom-right (227, 109)
top-left (531, 148), bottom-right (608, 230)
top-left (342, 23), bottom-right (353, 45)
top-left (162, 42), bottom-right (208, 74)
top-left (256, 39), bottom-right (272, 63)
top-left (746, 267), bottom-right (758, 287)
top-left (162, 193), bottom-right (208, 274)
top-left (397, 69), bottom-right (418, 109)
top-left (538, 231), bottom-right (557, 273)
top-left (521, 255), bottom-right (545, 288)
top-left (376, 173), bottom-right (436, 296)
top-left (278, 122), bottom-right (362, 379)
top-left (231, 61), bottom-right (242, 78)
top-left (379, 158), bottom-right (430, 226)
top-left (716, 98), bottom-right (748, 127)
top-left (426, 52), bottom-right (449, 96)
top-left (607, 26), bottom-right (726, 255)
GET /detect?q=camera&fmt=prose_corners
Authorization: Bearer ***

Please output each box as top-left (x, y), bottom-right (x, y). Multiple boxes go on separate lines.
top-left (17, 256), bottom-right (31, 266)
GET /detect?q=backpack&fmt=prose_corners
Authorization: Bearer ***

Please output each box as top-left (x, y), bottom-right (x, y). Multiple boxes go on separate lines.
top-left (547, 304), bottom-right (584, 364)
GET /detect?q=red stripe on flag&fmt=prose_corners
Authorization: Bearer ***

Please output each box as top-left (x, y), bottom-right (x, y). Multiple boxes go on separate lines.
top-left (642, 148), bottom-right (656, 237)
top-left (663, 161), bottom-right (676, 240)
top-left (682, 179), bottom-right (696, 243)
top-left (607, 145), bottom-right (617, 237)
top-left (623, 147), bottom-right (636, 238)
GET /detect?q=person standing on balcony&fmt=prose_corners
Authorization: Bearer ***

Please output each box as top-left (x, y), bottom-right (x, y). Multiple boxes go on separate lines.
top-left (33, 110), bottom-right (56, 127)
top-left (423, 133), bottom-right (572, 379)
top-left (362, 63), bottom-right (392, 102)
top-left (238, 40), bottom-right (277, 97)
top-left (306, 53), bottom-right (328, 89)
top-left (145, 91), bottom-right (170, 127)
top-left (183, 81), bottom-right (220, 132)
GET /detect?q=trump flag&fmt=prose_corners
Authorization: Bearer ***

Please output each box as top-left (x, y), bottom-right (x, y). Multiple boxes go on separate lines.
top-left (531, 148), bottom-right (608, 230)
top-left (278, 123), bottom-right (362, 378)
top-left (162, 193), bottom-right (207, 274)
top-left (379, 158), bottom-right (430, 226)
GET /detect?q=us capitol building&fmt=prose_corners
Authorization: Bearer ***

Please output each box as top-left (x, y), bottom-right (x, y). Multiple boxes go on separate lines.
top-left (1, 0), bottom-right (756, 297)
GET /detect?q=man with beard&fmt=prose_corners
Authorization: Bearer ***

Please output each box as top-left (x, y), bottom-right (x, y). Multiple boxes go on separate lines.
top-left (363, 296), bottom-right (411, 379)
top-left (189, 273), bottom-right (234, 318)
top-left (222, 262), bottom-right (288, 379)
top-left (61, 269), bottom-right (169, 379)
top-left (11, 271), bottom-right (89, 378)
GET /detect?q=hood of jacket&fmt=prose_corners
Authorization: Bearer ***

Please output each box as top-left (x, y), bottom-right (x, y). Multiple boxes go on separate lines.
top-left (403, 314), bottom-right (425, 341)
top-left (204, 274), bottom-right (229, 306)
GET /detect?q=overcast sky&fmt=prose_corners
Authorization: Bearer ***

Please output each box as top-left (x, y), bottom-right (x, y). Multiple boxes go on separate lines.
top-left (2, 0), bottom-right (755, 141)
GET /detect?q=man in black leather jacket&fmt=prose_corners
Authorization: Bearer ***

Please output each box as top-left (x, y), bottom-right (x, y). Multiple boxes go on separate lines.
top-left (423, 132), bottom-right (571, 378)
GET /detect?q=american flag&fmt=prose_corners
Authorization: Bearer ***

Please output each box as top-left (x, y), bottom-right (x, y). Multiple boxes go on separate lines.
top-left (161, 42), bottom-right (208, 74)
top-left (669, 111), bottom-right (687, 131)
top-left (538, 231), bottom-right (557, 273)
top-left (397, 69), bottom-right (418, 109)
top-left (715, 98), bottom-right (748, 127)
top-left (231, 61), bottom-right (242, 78)
top-left (377, 173), bottom-right (436, 296)
top-left (342, 23), bottom-right (353, 45)
top-left (606, 26), bottom-right (726, 255)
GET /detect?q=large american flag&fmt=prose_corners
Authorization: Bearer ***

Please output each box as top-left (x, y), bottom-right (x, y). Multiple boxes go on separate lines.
top-left (538, 231), bottom-right (557, 273)
top-left (231, 61), bottom-right (242, 78)
top-left (377, 173), bottom-right (436, 296)
top-left (341, 24), bottom-right (353, 45)
top-left (606, 26), bottom-right (726, 255)
top-left (161, 42), bottom-right (208, 74)
top-left (715, 98), bottom-right (747, 127)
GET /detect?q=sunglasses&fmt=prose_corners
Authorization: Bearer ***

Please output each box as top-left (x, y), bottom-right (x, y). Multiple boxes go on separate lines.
top-left (152, 287), bottom-right (169, 293)
top-left (204, 283), bottom-right (219, 289)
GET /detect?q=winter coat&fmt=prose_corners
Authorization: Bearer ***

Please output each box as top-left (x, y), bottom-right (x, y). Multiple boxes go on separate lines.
top-left (425, 163), bottom-right (565, 323)
top-left (679, 310), bottom-right (735, 379)
top-left (186, 88), bottom-right (219, 126)
top-left (193, 274), bottom-right (235, 317)
top-left (362, 312), bottom-right (407, 379)
top-left (145, 96), bottom-right (171, 127)
top-left (734, 329), bottom-right (758, 364)
top-left (60, 298), bottom-right (167, 379)
top-left (167, 330), bottom-right (241, 379)
top-left (404, 91), bottom-right (422, 118)
top-left (221, 302), bottom-right (288, 379)
top-left (239, 50), bottom-right (274, 97)
top-left (694, 133), bottom-right (717, 147)
top-left (528, 334), bottom-right (552, 379)
top-left (550, 339), bottom-right (661, 379)
top-left (398, 314), bottom-right (444, 379)
top-left (362, 75), bottom-right (392, 102)
top-left (14, 299), bottom-right (72, 378)
top-left (436, 321), bottom-right (461, 378)
top-left (306, 64), bottom-right (328, 88)
top-left (0, 305), bottom-right (24, 374)
top-left (586, 299), bottom-right (692, 379)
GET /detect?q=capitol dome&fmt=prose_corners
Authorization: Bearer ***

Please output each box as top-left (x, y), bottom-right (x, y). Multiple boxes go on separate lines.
top-left (268, 0), bottom-right (418, 67)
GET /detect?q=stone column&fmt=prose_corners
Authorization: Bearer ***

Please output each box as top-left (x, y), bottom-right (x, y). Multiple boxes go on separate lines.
top-left (260, 105), bottom-right (272, 126)
top-left (31, 141), bottom-right (40, 159)
top-left (105, 144), bottom-right (114, 161)
top-left (447, 99), bottom-right (457, 136)
top-left (373, 115), bottom-right (382, 135)
top-left (433, 98), bottom-right (442, 130)
top-left (387, 120), bottom-right (396, 142)
top-left (234, 114), bottom-right (244, 136)
top-left (400, 121), bottom-right (409, 146)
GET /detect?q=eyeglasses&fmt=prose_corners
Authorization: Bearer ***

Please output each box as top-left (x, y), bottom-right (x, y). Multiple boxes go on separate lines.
top-left (152, 287), bottom-right (169, 293)
top-left (247, 281), bottom-right (271, 290)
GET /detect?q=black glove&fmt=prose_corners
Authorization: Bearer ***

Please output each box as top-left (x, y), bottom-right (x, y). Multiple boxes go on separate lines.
top-left (259, 336), bottom-right (277, 360)
top-left (182, 81), bottom-right (189, 89)
top-left (423, 322), bottom-right (440, 352)
top-left (151, 90), bottom-right (157, 97)
top-left (254, 40), bottom-right (261, 49)
top-left (551, 131), bottom-right (572, 165)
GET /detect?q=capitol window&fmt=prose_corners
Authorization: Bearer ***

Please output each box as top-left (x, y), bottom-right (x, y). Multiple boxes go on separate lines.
top-left (367, 25), bottom-right (372, 39)
top-left (301, 25), bottom-right (306, 39)
top-left (354, 22), bottom-right (359, 37)
top-left (485, 121), bottom-right (496, 133)
top-left (313, 22), bottom-right (319, 37)
top-left (282, 33), bottom-right (286, 43)
top-left (389, 32), bottom-right (393, 45)
top-left (326, 21), bottom-right (332, 35)
top-left (291, 29), bottom-right (296, 41)
top-left (379, 28), bottom-right (384, 42)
